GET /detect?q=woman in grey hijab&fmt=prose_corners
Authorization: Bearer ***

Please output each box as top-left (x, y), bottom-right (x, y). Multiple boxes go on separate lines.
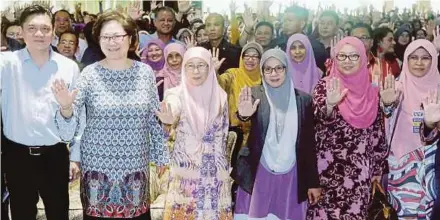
top-left (232, 49), bottom-right (321, 219)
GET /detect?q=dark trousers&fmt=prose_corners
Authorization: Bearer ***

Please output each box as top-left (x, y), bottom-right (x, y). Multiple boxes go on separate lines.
top-left (83, 211), bottom-right (151, 220)
top-left (3, 138), bottom-right (70, 220)
top-left (2, 168), bottom-right (9, 220)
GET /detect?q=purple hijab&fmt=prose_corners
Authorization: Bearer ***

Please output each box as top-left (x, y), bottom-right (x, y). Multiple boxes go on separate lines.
top-left (286, 34), bottom-right (322, 94)
top-left (141, 39), bottom-right (166, 71)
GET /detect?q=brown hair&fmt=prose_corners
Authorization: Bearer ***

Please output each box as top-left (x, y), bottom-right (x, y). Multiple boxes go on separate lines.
top-left (92, 10), bottom-right (138, 53)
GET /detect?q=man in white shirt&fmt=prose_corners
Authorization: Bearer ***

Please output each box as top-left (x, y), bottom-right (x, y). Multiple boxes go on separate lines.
top-left (51, 9), bottom-right (88, 62)
top-left (1, 5), bottom-right (80, 220)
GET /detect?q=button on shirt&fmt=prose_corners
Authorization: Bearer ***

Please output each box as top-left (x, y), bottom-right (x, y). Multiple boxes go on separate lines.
top-left (0, 48), bottom-right (80, 146)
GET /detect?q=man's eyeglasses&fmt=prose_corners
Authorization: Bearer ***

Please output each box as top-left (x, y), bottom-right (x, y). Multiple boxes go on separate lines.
top-left (263, 65), bottom-right (285, 75)
top-left (99, 34), bottom-right (128, 43)
top-left (335, 54), bottom-right (360, 61)
top-left (185, 63), bottom-right (209, 72)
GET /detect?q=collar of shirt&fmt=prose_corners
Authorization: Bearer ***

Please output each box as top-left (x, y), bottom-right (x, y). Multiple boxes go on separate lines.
top-left (20, 47), bottom-right (57, 64)
top-left (151, 32), bottom-right (178, 44)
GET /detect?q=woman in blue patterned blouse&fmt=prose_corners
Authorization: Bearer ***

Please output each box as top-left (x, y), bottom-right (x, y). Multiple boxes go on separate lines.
top-left (51, 10), bottom-right (169, 220)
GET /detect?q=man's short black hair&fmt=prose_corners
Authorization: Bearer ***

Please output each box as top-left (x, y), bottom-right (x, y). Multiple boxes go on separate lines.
top-left (284, 6), bottom-right (309, 21)
top-left (319, 10), bottom-right (339, 25)
top-left (154, 6), bottom-right (176, 20)
top-left (52, 9), bottom-right (71, 25)
top-left (350, 23), bottom-right (373, 37)
top-left (255, 21), bottom-right (274, 34)
top-left (19, 5), bottom-right (53, 27)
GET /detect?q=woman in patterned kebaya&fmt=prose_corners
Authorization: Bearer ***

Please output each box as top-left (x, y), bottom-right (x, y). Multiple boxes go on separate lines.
top-left (156, 47), bottom-right (232, 219)
top-left (51, 11), bottom-right (168, 219)
top-left (306, 37), bottom-right (396, 219)
top-left (386, 39), bottom-right (440, 219)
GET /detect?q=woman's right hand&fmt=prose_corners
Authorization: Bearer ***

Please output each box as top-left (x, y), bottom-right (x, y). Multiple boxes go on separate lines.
top-left (156, 102), bottom-right (175, 125)
top-left (238, 87), bottom-right (260, 117)
top-left (51, 79), bottom-right (78, 109)
top-left (326, 77), bottom-right (348, 108)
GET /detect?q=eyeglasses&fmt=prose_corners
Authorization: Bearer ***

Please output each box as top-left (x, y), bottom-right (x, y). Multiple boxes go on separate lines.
top-left (243, 54), bottom-right (260, 61)
top-left (408, 55), bottom-right (432, 63)
top-left (59, 40), bottom-right (76, 46)
top-left (335, 54), bottom-right (360, 61)
top-left (263, 65), bottom-right (285, 75)
top-left (99, 34), bottom-right (128, 43)
top-left (25, 25), bottom-right (52, 34)
top-left (185, 63), bottom-right (209, 72)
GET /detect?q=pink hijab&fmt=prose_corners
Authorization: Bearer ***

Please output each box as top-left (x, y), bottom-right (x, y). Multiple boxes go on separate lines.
top-left (286, 34), bottom-right (322, 94)
top-left (328, 37), bottom-right (379, 129)
top-left (391, 39), bottom-right (440, 158)
top-left (156, 43), bottom-right (186, 92)
top-left (181, 47), bottom-right (227, 135)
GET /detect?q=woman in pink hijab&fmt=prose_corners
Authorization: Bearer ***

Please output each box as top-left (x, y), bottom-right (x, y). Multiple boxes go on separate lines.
top-left (386, 39), bottom-right (440, 218)
top-left (156, 43), bottom-right (186, 100)
top-left (156, 47), bottom-right (232, 219)
top-left (307, 37), bottom-right (396, 219)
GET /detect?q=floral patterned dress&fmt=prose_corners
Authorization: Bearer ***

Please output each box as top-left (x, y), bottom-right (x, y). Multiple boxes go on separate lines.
top-left (162, 88), bottom-right (233, 220)
top-left (55, 61), bottom-right (169, 218)
top-left (306, 80), bottom-right (390, 220)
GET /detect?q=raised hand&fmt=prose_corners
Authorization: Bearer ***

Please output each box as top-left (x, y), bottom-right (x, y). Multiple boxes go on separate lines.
top-left (210, 48), bottom-right (226, 73)
top-left (330, 33), bottom-right (343, 56)
top-left (238, 87), bottom-right (260, 117)
top-left (127, 1), bottom-right (144, 20)
top-left (432, 26), bottom-right (440, 52)
top-left (242, 4), bottom-right (255, 30)
top-left (326, 77), bottom-right (348, 107)
top-left (151, 0), bottom-right (158, 11)
top-left (184, 35), bottom-right (196, 48)
top-left (380, 74), bottom-right (400, 106)
top-left (178, 0), bottom-right (192, 14)
top-left (229, 0), bottom-right (237, 16)
top-left (51, 79), bottom-right (78, 109)
top-left (422, 84), bottom-right (440, 128)
top-left (371, 58), bottom-right (382, 87)
top-left (156, 102), bottom-right (175, 125)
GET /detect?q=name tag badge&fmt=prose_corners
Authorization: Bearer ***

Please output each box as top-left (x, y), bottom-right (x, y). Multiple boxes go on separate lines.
top-left (412, 110), bottom-right (424, 133)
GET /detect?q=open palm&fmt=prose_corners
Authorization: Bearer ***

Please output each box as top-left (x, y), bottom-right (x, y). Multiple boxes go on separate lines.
top-left (423, 88), bottom-right (440, 127)
top-left (238, 87), bottom-right (260, 117)
top-left (210, 48), bottom-right (226, 73)
top-left (51, 79), bottom-right (78, 108)
top-left (326, 77), bottom-right (348, 107)
top-left (380, 74), bottom-right (400, 106)
top-left (156, 102), bottom-right (174, 125)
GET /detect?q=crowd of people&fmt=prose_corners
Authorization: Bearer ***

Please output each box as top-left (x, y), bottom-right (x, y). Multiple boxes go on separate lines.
top-left (1, 0), bottom-right (440, 220)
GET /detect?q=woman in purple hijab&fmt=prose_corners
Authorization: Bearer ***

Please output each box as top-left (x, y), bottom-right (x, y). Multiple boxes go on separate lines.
top-left (286, 34), bottom-right (323, 94)
top-left (141, 39), bottom-right (166, 74)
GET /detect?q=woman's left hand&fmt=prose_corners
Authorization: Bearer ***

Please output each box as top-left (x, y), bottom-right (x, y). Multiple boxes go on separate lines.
top-left (307, 188), bottom-right (322, 205)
